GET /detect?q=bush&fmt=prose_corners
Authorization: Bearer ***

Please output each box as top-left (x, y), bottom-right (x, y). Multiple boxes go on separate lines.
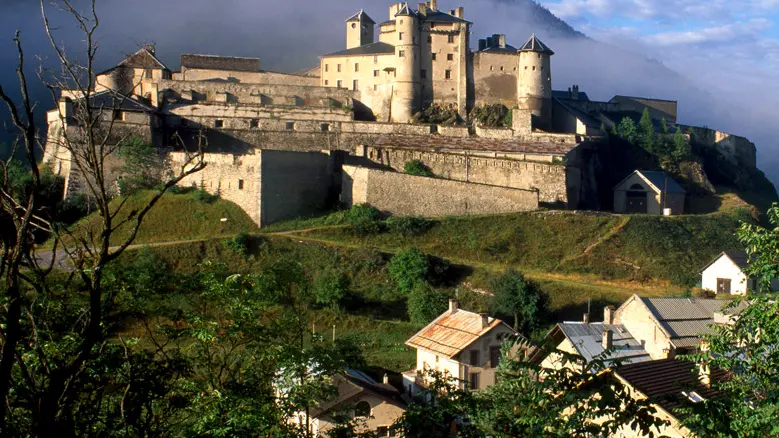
top-left (225, 232), bottom-right (251, 258)
top-left (489, 270), bottom-right (548, 333)
top-left (313, 269), bottom-right (350, 309)
top-left (407, 282), bottom-right (449, 325)
top-left (469, 104), bottom-right (511, 128)
top-left (388, 248), bottom-right (428, 294)
top-left (403, 160), bottom-right (435, 178)
top-left (344, 203), bottom-right (383, 235)
top-left (386, 216), bottom-right (431, 236)
top-left (194, 187), bottom-right (219, 204)
top-left (412, 103), bottom-right (461, 125)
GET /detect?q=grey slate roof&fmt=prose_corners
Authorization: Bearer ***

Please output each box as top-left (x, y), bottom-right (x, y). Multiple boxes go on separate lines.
top-left (180, 54), bottom-right (261, 72)
top-left (699, 250), bottom-right (750, 273)
top-left (559, 322), bottom-right (651, 367)
top-left (615, 170), bottom-right (685, 194)
top-left (553, 98), bottom-right (602, 129)
top-left (88, 90), bottom-right (156, 112)
top-left (346, 9), bottom-right (375, 24)
top-left (639, 297), bottom-right (732, 349)
top-left (321, 42), bottom-right (396, 58)
top-left (478, 44), bottom-right (519, 55)
top-left (424, 10), bottom-right (471, 24)
top-left (395, 3), bottom-right (416, 17)
top-left (552, 89), bottom-right (591, 101)
top-left (519, 34), bottom-right (554, 55)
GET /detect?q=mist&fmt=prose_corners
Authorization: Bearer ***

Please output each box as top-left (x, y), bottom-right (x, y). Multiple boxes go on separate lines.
top-left (1, 0), bottom-right (776, 186)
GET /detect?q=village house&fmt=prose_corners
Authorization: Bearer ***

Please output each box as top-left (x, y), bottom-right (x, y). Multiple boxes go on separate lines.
top-left (403, 300), bottom-right (519, 393)
top-left (700, 250), bottom-right (779, 295)
top-left (613, 170), bottom-right (686, 215)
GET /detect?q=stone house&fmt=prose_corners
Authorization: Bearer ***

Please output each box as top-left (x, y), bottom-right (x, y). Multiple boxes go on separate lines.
top-left (292, 369), bottom-right (406, 437)
top-left (613, 170), bottom-right (685, 215)
top-left (403, 300), bottom-right (520, 393)
top-left (700, 250), bottom-right (779, 295)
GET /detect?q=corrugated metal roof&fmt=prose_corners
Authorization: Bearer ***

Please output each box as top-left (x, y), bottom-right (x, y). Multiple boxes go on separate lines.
top-left (642, 297), bottom-right (728, 321)
top-left (559, 322), bottom-right (651, 367)
top-left (405, 309), bottom-right (510, 358)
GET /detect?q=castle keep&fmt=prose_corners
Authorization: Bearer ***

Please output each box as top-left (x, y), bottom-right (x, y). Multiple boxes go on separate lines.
top-left (43, 0), bottom-right (758, 226)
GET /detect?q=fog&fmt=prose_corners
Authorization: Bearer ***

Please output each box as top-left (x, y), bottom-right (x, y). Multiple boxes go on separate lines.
top-left (1, 0), bottom-right (776, 185)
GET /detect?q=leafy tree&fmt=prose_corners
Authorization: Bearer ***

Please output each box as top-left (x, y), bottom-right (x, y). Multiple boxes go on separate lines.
top-left (387, 248), bottom-right (429, 294)
top-left (407, 282), bottom-right (448, 325)
top-left (116, 136), bottom-right (163, 195)
top-left (680, 203), bottom-right (779, 436)
top-left (474, 338), bottom-right (667, 437)
top-left (404, 160), bottom-right (435, 178)
top-left (225, 231), bottom-right (251, 258)
top-left (488, 270), bottom-right (547, 333)
top-left (616, 117), bottom-right (638, 144)
top-left (313, 268), bottom-right (350, 309)
top-left (671, 128), bottom-right (691, 164)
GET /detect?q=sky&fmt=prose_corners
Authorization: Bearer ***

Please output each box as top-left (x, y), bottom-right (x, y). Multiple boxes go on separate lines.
top-left (0, 0), bottom-right (776, 184)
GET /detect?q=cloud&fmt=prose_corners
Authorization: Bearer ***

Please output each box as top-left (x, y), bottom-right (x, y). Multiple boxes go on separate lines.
top-left (544, 0), bottom-right (779, 23)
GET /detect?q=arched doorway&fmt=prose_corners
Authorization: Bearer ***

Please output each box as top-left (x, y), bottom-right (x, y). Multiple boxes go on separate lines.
top-left (625, 183), bottom-right (648, 214)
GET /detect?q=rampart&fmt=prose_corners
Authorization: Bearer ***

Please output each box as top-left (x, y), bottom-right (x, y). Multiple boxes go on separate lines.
top-left (680, 124), bottom-right (757, 169)
top-left (173, 69), bottom-right (319, 86)
top-left (342, 165), bottom-right (538, 217)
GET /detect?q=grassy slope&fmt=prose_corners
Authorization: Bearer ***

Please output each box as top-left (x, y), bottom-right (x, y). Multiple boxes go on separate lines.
top-left (59, 190), bottom-right (257, 246)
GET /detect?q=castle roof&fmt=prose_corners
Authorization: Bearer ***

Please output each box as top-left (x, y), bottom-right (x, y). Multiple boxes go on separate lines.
top-left (346, 9), bottom-right (375, 24)
top-left (479, 44), bottom-right (518, 54)
top-left (321, 41), bottom-right (396, 58)
top-left (423, 10), bottom-right (471, 24)
top-left (97, 47), bottom-right (169, 76)
top-left (394, 3), bottom-right (417, 17)
top-left (519, 33), bottom-right (554, 55)
top-left (180, 54), bottom-right (261, 73)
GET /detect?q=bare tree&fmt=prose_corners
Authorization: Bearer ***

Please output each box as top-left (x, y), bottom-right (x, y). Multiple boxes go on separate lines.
top-left (0, 0), bottom-right (206, 433)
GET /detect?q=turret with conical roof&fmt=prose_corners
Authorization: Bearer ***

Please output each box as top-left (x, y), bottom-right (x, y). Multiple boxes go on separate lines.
top-left (517, 33), bottom-right (554, 130)
top-left (346, 9), bottom-right (375, 50)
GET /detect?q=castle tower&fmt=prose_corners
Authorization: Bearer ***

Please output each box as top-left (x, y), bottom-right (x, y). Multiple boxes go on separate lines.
top-left (390, 3), bottom-right (421, 122)
top-left (346, 10), bottom-right (375, 49)
top-left (517, 34), bottom-right (554, 130)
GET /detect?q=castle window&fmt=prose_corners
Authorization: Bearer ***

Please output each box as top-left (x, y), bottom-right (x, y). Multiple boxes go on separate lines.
top-left (532, 66), bottom-right (536, 71)
top-left (430, 23), bottom-right (436, 29)
top-left (337, 64), bottom-right (341, 72)
top-left (540, 66), bottom-right (544, 71)
top-left (421, 69), bottom-right (427, 79)
top-left (413, 36), bottom-right (417, 44)
top-left (373, 84), bottom-right (378, 91)
top-left (214, 119), bottom-right (224, 129)
top-left (286, 122), bottom-right (295, 130)
top-left (337, 80), bottom-right (343, 88)
top-left (353, 79), bottom-right (359, 91)
top-left (354, 63), bottom-right (359, 72)
top-left (524, 66), bottom-right (527, 70)
top-left (399, 32), bottom-right (404, 41)
top-left (238, 179), bottom-right (244, 190)
top-left (374, 70), bottom-right (380, 77)
top-left (514, 67), bottom-right (517, 71)
top-left (427, 35), bottom-right (432, 43)
top-left (500, 66), bottom-right (504, 71)
top-left (445, 70), bottom-right (451, 80)
top-left (447, 53), bottom-right (454, 61)
top-left (250, 119), bottom-right (259, 128)
top-left (490, 66), bottom-right (494, 71)
top-left (374, 55), bottom-right (378, 64)
top-left (325, 64), bottom-right (329, 72)
top-left (399, 50), bottom-right (405, 58)
top-left (431, 53), bottom-right (437, 61)
top-left (351, 22), bottom-right (357, 29)
top-left (320, 123), bottom-right (330, 132)
top-left (324, 79), bottom-right (329, 85)
top-left (448, 34), bottom-right (455, 43)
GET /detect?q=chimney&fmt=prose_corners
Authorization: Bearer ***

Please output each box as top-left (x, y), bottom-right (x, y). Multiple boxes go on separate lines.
top-left (583, 313), bottom-right (590, 324)
top-left (604, 305), bottom-right (615, 324)
top-left (498, 34), bottom-right (507, 48)
top-left (58, 97), bottom-right (73, 120)
top-left (383, 373), bottom-right (389, 385)
top-left (602, 329), bottom-right (613, 350)
top-left (572, 85), bottom-right (579, 100)
top-left (568, 87), bottom-right (572, 97)
top-left (455, 7), bottom-right (464, 18)
top-left (429, 0), bottom-right (437, 11)
top-left (478, 39), bottom-right (487, 51)
top-left (418, 2), bottom-right (428, 15)
top-left (480, 313), bottom-right (489, 329)
top-left (449, 299), bottom-right (459, 313)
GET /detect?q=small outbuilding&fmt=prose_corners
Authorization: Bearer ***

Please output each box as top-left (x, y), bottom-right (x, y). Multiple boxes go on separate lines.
top-left (700, 250), bottom-right (779, 295)
top-left (613, 170), bottom-right (685, 215)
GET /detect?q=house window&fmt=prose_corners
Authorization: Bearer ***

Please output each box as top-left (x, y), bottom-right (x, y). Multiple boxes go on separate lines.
top-left (337, 80), bottom-right (343, 88)
top-left (214, 119), bottom-right (223, 129)
top-left (320, 123), bottom-right (330, 132)
top-left (144, 70), bottom-right (152, 79)
top-left (337, 64), bottom-right (342, 72)
top-left (238, 179), bottom-right (244, 190)
top-left (112, 110), bottom-right (123, 121)
top-left (399, 32), bottom-right (404, 41)
top-left (469, 372), bottom-right (480, 389)
top-left (374, 69), bottom-right (380, 77)
top-left (447, 53), bottom-right (454, 61)
top-left (490, 346), bottom-right (501, 367)
top-left (421, 69), bottom-right (427, 79)
top-left (249, 119), bottom-right (259, 128)
top-left (469, 350), bottom-right (479, 366)
top-left (354, 401), bottom-right (371, 418)
top-left (377, 426), bottom-right (390, 437)
top-left (445, 70), bottom-right (451, 80)
top-left (399, 50), bottom-right (405, 58)
top-left (285, 121), bottom-right (295, 130)
top-left (354, 63), bottom-right (359, 72)
top-left (353, 79), bottom-right (359, 90)
top-left (431, 53), bottom-right (437, 61)
top-left (325, 64), bottom-right (329, 72)
top-left (717, 278), bottom-right (732, 294)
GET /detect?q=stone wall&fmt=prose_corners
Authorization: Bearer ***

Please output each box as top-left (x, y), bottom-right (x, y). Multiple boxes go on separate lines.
top-left (437, 125), bottom-right (470, 137)
top-left (174, 69), bottom-right (319, 86)
top-left (351, 146), bottom-right (574, 205)
top-left (680, 124), bottom-right (757, 169)
top-left (474, 125), bottom-right (514, 139)
top-left (342, 165), bottom-right (538, 217)
top-left (472, 51), bottom-right (519, 108)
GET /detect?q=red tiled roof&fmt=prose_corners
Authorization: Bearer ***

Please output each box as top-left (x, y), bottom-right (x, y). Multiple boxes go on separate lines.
top-left (371, 135), bottom-right (577, 155)
top-left (405, 309), bottom-right (511, 358)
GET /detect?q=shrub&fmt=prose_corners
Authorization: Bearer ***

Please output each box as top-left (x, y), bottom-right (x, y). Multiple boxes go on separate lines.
top-left (489, 269), bottom-right (548, 333)
top-left (403, 160), bottom-right (435, 178)
top-left (407, 282), bottom-right (449, 325)
top-left (412, 103), bottom-right (461, 125)
top-left (386, 216), bottom-right (431, 236)
top-left (313, 269), bottom-right (350, 309)
top-left (225, 232), bottom-right (251, 258)
top-left (344, 203), bottom-right (383, 235)
top-left (194, 187), bottom-right (219, 204)
top-left (469, 104), bottom-right (511, 128)
top-left (388, 248), bottom-right (428, 295)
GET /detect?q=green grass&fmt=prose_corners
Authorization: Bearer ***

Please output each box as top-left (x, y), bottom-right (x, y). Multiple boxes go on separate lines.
top-left (57, 190), bottom-right (257, 246)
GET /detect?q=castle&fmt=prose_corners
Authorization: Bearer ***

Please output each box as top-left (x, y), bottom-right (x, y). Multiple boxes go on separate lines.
top-left (42, 1), bottom-right (758, 226)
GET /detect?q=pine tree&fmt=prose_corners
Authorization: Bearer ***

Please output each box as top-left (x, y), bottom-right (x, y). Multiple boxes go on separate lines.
top-left (639, 108), bottom-right (656, 152)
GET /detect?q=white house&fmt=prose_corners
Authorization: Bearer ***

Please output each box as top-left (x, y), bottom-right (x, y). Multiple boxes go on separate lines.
top-left (700, 250), bottom-right (779, 295)
top-left (402, 300), bottom-right (520, 393)
top-left (613, 170), bottom-right (685, 215)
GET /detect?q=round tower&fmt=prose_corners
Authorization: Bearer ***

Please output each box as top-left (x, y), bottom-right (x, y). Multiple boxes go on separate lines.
top-left (517, 33), bottom-right (554, 130)
top-left (390, 3), bottom-right (420, 122)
